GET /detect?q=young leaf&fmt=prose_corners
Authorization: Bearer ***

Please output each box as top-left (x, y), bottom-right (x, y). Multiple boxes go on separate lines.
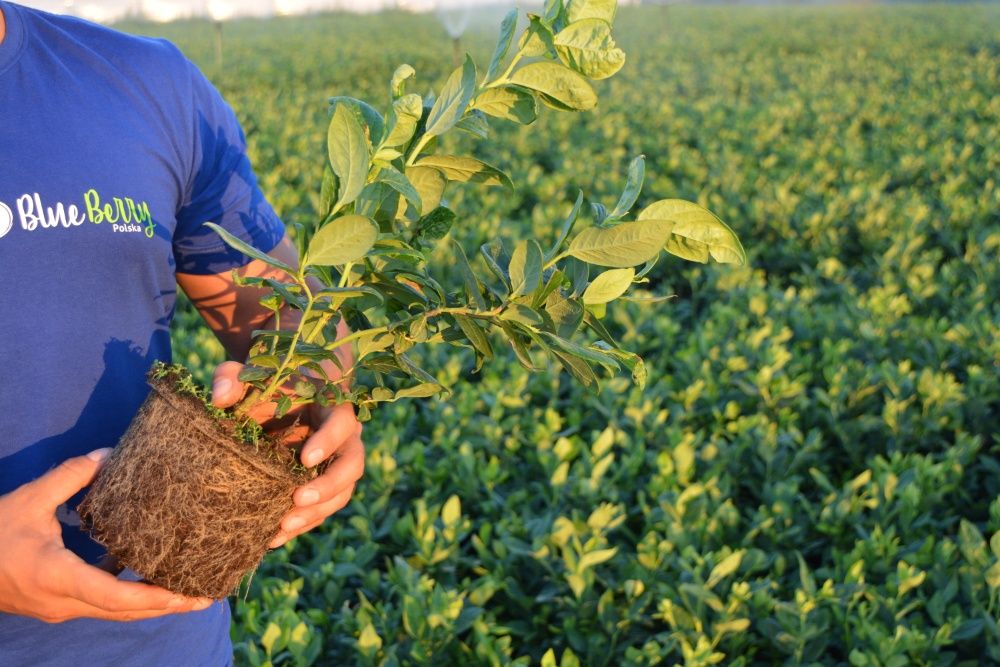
top-left (509, 240), bottom-right (543, 297)
top-left (305, 215), bottom-right (379, 267)
top-left (406, 166), bottom-right (447, 214)
top-left (566, 0), bottom-right (617, 24)
top-left (608, 155), bottom-right (645, 220)
top-left (391, 64), bottom-right (416, 99)
top-left (328, 103), bottom-right (371, 212)
top-left (568, 219), bottom-right (673, 267)
top-left (554, 19), bottom-right (626, 80)
top-left (471, 87), bottom-right (538, 125)
top-left (424, 55), bottom-right (477, 138)
top-left (414, 156), bottom-right (514, 189)
top-left (383, 94), bottom-right (423, 148)
top-left (204, 223), bottom-right (296, 275)
top-left (638, 199), bottom-right (747, 265)
top-left (582, 267), bottom-right (635, 304)
top-left (486, 9), bottom-right (519, 81)
top-left (509, 62), bottom-right (598, 112)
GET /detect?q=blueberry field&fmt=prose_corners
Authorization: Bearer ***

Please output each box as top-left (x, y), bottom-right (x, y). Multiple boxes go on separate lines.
top-left (129, 4), bottom-right (1000, 665)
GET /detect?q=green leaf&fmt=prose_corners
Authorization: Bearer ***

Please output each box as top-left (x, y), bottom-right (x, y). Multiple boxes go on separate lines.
top-left (486, 9), bottom-right (519, 81)
top-left (509, 61), bottom-right (598, 112)
top-left (395, 383), bottom-right (446, 399)
top-left (451, 239), bottom-right (488, 309)
top-left (424, 55), bottom-right (477, 137)
top-left (391, 64), bottom-right (416, 99)
top-left (568, 219), bottom-right (673, 267)
top-left (471, 86), bottom-right (538, 125)
top-left (553, 349), bottom-right (597, 387)
top-left (480, 239), bottom-right (512, 293)
top-left (383, 94), bottom-right (423, 148)
top-left (377, 165), bottom-right (423, 215)
top-left (566, 0), bottom-right (617, 24)
top-left (545, 292), bottom-right (584, 338)
top-left (305, 215), bottom-right (379, 266)
top-left (204, 222), bottom-right (296, 274)
top-left (357, 331), bottom-right (394, 359)
top-left (638, 199), bottom-right (747, 265)
top-left (456, 110), bottom-right (490, 139)
top-left (554, 19), bottom-right (626, 80)
top-left (406, 166), bottom-right (447, 214)
top-left (509, 240), bottom-right (543, 297)
top-left (583, 268), bottom-right (634, 304)
top-left (319, 164), bottom-right (338, 218)
top-left (327, 102), bottom-right (371, 212)
top-left (609, 155), bottom-right (645, 219)
top-left (520, 14), bottom-right (557, 58)
top-left (565, 257), bottom-right (590, 296)
top-left (543, 332), bottom-right (619, 371)
top-left (454, 314), bottom-right (494, 359)
top-left (498, 320), bottom-right (538, 370)
top-left (500, 303), bottom-right (545, 328)
top-left (413, 206), bottom-right (456, 244)
top-left (238, 365), bottom-right (273, 383)
top-left (414, 155), bottom-right (514, 189)
top-left (329, 96), bottom-right (385, 145)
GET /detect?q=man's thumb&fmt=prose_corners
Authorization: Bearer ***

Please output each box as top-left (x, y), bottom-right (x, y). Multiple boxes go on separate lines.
top-left (211, 360), bottom-right (246, 408)
top-left (27, 449), bottom-right (112, 512)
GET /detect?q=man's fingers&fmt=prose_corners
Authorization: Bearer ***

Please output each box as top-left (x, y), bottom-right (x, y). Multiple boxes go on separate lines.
top-left (57, 553), bottom-right (211, 614)
top-left (22, 449), bottom-right (113, 513)
top-left (282, 485), bottom-right (355, 535)
top-left (211, 361), bottom-right (247, 408)
top-left (294, 434), bottom-right (364, 507)
top-left (299, 403), bottom-right (361, 468)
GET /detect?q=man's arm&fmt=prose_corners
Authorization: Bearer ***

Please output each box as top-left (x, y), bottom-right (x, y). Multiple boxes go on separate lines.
top-left (176, 234), bottom-right (364, 548)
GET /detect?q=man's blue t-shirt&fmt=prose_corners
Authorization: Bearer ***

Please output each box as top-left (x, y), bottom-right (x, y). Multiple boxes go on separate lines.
top-left (0, 2), bottom-right (285, 664)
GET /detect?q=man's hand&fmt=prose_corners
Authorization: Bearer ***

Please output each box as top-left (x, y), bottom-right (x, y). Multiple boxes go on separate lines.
top-left (0, 449), bottom-right (213, 623)
top-left (211, 362), bottom-right (365, 548)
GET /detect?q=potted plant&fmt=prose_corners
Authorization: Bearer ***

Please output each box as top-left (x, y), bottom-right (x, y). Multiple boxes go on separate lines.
top-left (79, 0), bottom-right (746, 599)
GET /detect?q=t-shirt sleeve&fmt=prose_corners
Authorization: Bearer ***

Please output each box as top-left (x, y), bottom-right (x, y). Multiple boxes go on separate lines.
top-left (172, 59), bottom-right (284, 275)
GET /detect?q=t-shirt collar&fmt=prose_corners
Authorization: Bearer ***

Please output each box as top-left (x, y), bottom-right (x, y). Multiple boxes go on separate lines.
top-left (0, 1), bottom-right (27, 76)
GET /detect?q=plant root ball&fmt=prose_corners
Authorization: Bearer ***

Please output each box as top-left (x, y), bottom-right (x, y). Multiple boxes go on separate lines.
top-left (78, 375), bottom-right (310, 599)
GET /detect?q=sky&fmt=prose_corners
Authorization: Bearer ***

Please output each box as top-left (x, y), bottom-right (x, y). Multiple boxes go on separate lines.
top-left (14, 0), bottom-right (535, 23)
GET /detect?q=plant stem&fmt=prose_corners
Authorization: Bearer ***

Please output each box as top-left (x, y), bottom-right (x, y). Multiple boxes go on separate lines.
top-left (542, 251), bottom-right (569, 271)
top-left (405, 134), bottom-right (433, 167)
top-left (250, 275), bottom-right (316, 410)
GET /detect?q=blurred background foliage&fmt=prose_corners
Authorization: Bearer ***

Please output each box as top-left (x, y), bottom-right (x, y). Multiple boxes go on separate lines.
top-left (123, 4), bottom-right (1000, 665)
